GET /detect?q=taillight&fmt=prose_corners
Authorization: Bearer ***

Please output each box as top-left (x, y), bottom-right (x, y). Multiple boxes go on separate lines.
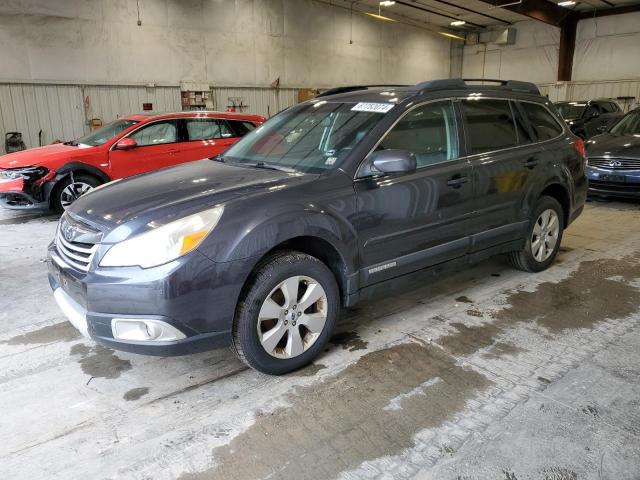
top-left (574, 138), bottom-right (586, 158)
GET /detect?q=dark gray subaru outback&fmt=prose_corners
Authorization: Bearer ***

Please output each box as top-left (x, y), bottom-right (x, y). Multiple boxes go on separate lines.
top-left (49, 79), bottom-right (587, 374)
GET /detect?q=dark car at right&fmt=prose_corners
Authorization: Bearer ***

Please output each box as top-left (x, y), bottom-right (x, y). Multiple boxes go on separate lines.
top-left (586, 108), bottom-right (640, 199)
top-left (555, 99), bottom-right (623, 139)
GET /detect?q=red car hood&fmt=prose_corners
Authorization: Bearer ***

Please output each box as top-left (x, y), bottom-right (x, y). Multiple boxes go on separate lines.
top-left (0, 144), bottom-right (91, 169)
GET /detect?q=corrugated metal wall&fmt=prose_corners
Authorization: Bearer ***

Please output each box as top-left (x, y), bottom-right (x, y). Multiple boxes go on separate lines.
top-left (0, 83), bottom-right (85, 153)
top-left (210, 87), bottom-right (299, 118)
top-left (0, 83), bottom-right (301, 154)
top-left (83, 85), bottom-right (181, 123)
top-left (539, 80), bottom-right (640, 112)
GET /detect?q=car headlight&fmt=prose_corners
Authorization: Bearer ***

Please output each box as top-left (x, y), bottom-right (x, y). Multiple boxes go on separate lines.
top-left (0, 166), bottom-right (48, 180)
top-left (100, 206), bottom-right (224, 268)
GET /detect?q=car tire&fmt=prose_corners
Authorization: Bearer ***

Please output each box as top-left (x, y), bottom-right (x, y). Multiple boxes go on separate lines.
top-left (508, 196), bottom-right (564, 273)
top-left (52, 173), bottom-right (101, 213)
top-left (231, 250), bottom-right (339, 375)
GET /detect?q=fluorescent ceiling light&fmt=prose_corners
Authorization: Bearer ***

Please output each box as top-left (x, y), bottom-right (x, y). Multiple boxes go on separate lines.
top-left (450, 20), bottom-right (466, 26)
top-left (366, 12), bottom-right (397, 21)
top-left (379, 1), bottom-right (396, 6)
top-left (439, 32), bottom-right (466, 41)
top-left (558, 0), bottom-right (576, 6)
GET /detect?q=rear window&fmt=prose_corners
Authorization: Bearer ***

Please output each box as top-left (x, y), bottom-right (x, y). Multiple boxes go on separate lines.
top-left (520, 102), bottom-right (564, 141)
top-left (461, 99), bottom-right (518, 155)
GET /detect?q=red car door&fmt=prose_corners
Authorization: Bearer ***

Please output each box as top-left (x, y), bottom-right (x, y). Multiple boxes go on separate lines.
top-left (180, 118), bottom-right (239, 160)
top-left (108, 119), bottom-right (183, 178)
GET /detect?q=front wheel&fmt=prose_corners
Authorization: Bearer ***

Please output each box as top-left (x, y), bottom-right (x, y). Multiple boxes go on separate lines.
top-left (508, 196), bottom-right (564, 272)
top-left (52, 174), bottom-right (101, 213)
top-left (231, 251), bottom-right (339, 375)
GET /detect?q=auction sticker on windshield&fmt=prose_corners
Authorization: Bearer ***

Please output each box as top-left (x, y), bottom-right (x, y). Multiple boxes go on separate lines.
top-left (351, 102), bottom-right (394, 113)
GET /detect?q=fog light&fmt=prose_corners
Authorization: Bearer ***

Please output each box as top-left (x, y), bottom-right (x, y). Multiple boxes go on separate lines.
top-left (111, 318), bottom-right (186, 342)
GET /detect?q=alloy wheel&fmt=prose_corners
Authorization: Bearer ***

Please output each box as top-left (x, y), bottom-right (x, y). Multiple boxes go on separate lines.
top-left (257, 275), bottom-right (328, 359)
top-left (531, 208), bottom-right (560, 262)
top-left (60, 182), bottom-right (94, 209)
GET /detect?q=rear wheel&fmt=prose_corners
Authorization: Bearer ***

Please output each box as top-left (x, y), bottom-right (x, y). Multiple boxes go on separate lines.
top-left (52, 174), bottom-right (101, 213)
top-left (508, 196), bottom-right (564, 272)
top-left (232, 251), bottom-right (339, 375)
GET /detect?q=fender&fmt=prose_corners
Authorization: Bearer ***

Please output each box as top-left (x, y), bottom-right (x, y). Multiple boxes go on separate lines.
top-left (54, 162), bottom-right (111, 184)
top-left (43, 162), bottom-right (111, 207)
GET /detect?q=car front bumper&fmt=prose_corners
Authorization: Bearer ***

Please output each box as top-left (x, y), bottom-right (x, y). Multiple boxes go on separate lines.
top-left (587, 167), bottom-right (640, 198)
top-left (47, 242), bottom-right (256, 356)
top-left (0, 178), bottom-right (49, 210)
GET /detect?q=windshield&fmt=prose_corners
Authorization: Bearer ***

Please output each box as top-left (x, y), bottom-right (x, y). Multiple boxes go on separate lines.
top-left (555, 102), bottom-right (587, 120)
top-left (610, 110), bottom-right (640, 136)
top-left (220, 101), bottom-right (387, 173)
top-left (73, 119), bottom-right (139, 147)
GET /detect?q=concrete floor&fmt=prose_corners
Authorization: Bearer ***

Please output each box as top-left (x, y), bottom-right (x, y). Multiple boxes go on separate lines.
top-left (1, 200), bottom-right (639, 480)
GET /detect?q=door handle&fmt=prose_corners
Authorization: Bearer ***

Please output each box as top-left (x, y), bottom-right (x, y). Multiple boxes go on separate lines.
top-left (167, 149), bottom-right (179, 155)
top-left (447, 175), bottom-right (469, 188)
top-left (524, 158), bottom-right (538, 169)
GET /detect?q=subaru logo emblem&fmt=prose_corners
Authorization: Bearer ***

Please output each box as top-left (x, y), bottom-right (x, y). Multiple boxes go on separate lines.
top-left (609, 160), bottom-right (622, 168)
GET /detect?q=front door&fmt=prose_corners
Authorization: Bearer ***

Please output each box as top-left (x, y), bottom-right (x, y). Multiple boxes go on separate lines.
top-left (354, 100), bottom-right (475, 286)
top-left (108, 119), bottom-right (182, 178)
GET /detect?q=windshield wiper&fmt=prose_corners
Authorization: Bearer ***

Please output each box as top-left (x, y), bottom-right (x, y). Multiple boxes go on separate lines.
top-left (251, 162), bottom-right (297, 173)
top-left (64, 140), bottom-right (79, 146)
top-left (211, 154), bottom-right (226, 163)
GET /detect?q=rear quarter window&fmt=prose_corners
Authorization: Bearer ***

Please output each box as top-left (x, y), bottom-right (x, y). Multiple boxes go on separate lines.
top-left (520, 102), bottom-right (564, 141)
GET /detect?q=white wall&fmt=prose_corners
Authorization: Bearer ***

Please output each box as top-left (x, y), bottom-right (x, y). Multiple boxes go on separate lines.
top-left (462, 20), bottom-right (560, 84)
top-left (0, 0), bottom-right (451, 87)
top-left (462, 12), bottom-right (640, 86)
top-left (573, 12), bottom-right (640, 81)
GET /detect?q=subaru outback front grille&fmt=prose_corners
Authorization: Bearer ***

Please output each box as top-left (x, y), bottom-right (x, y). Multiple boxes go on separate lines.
top-left (588, 157), bottom-right (640, 170)
top-left (55, 216), bottom-right (101, 272)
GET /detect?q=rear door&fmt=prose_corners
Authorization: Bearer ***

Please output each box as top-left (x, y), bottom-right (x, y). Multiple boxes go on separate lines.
top-left (108, 119), bottom-right (182, 178)
top-left (179, 118), bottom-right (239, 160)
top-left (461, 98), bottom-right (538, 252)
top-left (354, 99), bottom-right (476, 286)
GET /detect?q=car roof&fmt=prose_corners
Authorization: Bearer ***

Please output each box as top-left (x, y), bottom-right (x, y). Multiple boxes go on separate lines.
top-left (313, 78), bottom-right (544, 104)
top-left (120, 111), bottom-right (266, 122)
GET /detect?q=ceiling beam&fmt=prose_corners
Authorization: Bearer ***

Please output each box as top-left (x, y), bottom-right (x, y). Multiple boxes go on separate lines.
top-left (476, 0), bottom-right (570, 27)
top-left (394, 0), bottom-right (486, 28)
top-left (417, 0), bottom-right (511, 25)
top-left (577, 3), bottom-right (640, 19)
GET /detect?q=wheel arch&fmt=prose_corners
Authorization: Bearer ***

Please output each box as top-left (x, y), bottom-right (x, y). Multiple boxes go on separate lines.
top-left (540, 183), bottom-right (570, 228)
top-left (239, 235), bottom-right (354, 308)
top-left (47, 162), bottom-right (111, 207)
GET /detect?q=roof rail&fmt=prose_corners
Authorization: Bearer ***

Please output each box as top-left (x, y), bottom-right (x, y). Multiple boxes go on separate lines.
top-left (316, 84), bottom-right (409, 98)
top-left (416, 78), bottom-right (540, 95)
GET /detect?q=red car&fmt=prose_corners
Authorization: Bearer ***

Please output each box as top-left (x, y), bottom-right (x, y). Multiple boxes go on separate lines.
top-left (0, 111), bottom-right (265, 212)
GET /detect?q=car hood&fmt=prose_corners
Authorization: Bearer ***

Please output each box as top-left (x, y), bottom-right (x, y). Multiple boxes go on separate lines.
top-left (586, 134), bottom-right (640, 158)
top-left (0, 144), bottom-right (88, 169)
top-left (68, 159), bottom-right (313, 239)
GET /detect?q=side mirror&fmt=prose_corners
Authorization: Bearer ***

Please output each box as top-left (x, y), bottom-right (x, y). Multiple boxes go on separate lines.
top-left (114, 138), bottom-right (138, 150)
top-left (371, 149), bottom-right (417, 174)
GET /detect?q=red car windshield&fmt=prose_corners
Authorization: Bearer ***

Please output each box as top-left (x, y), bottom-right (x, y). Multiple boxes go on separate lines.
top-left (72, 119), bottom-right (139, 147)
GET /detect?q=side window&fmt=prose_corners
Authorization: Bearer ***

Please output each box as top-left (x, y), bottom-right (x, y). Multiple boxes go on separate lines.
top-left (585, 104), bottom-right (600, 117)
top-left (609, 102), bottom-right (621, 113)
top-left (520, 102), bottom-right (564, 141)
top-left (461, 99), bottom-right (518, 155)
top-left (130, 121), bottom-right (178, 146)
top-left (511, 101), bottom-right (535, 145)
top-left (378, 100), bottom-right (459, 168)
top-left (227, 120), bottom-right (256, 137)
top-left (185, 119), bottom-right (234, 141)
